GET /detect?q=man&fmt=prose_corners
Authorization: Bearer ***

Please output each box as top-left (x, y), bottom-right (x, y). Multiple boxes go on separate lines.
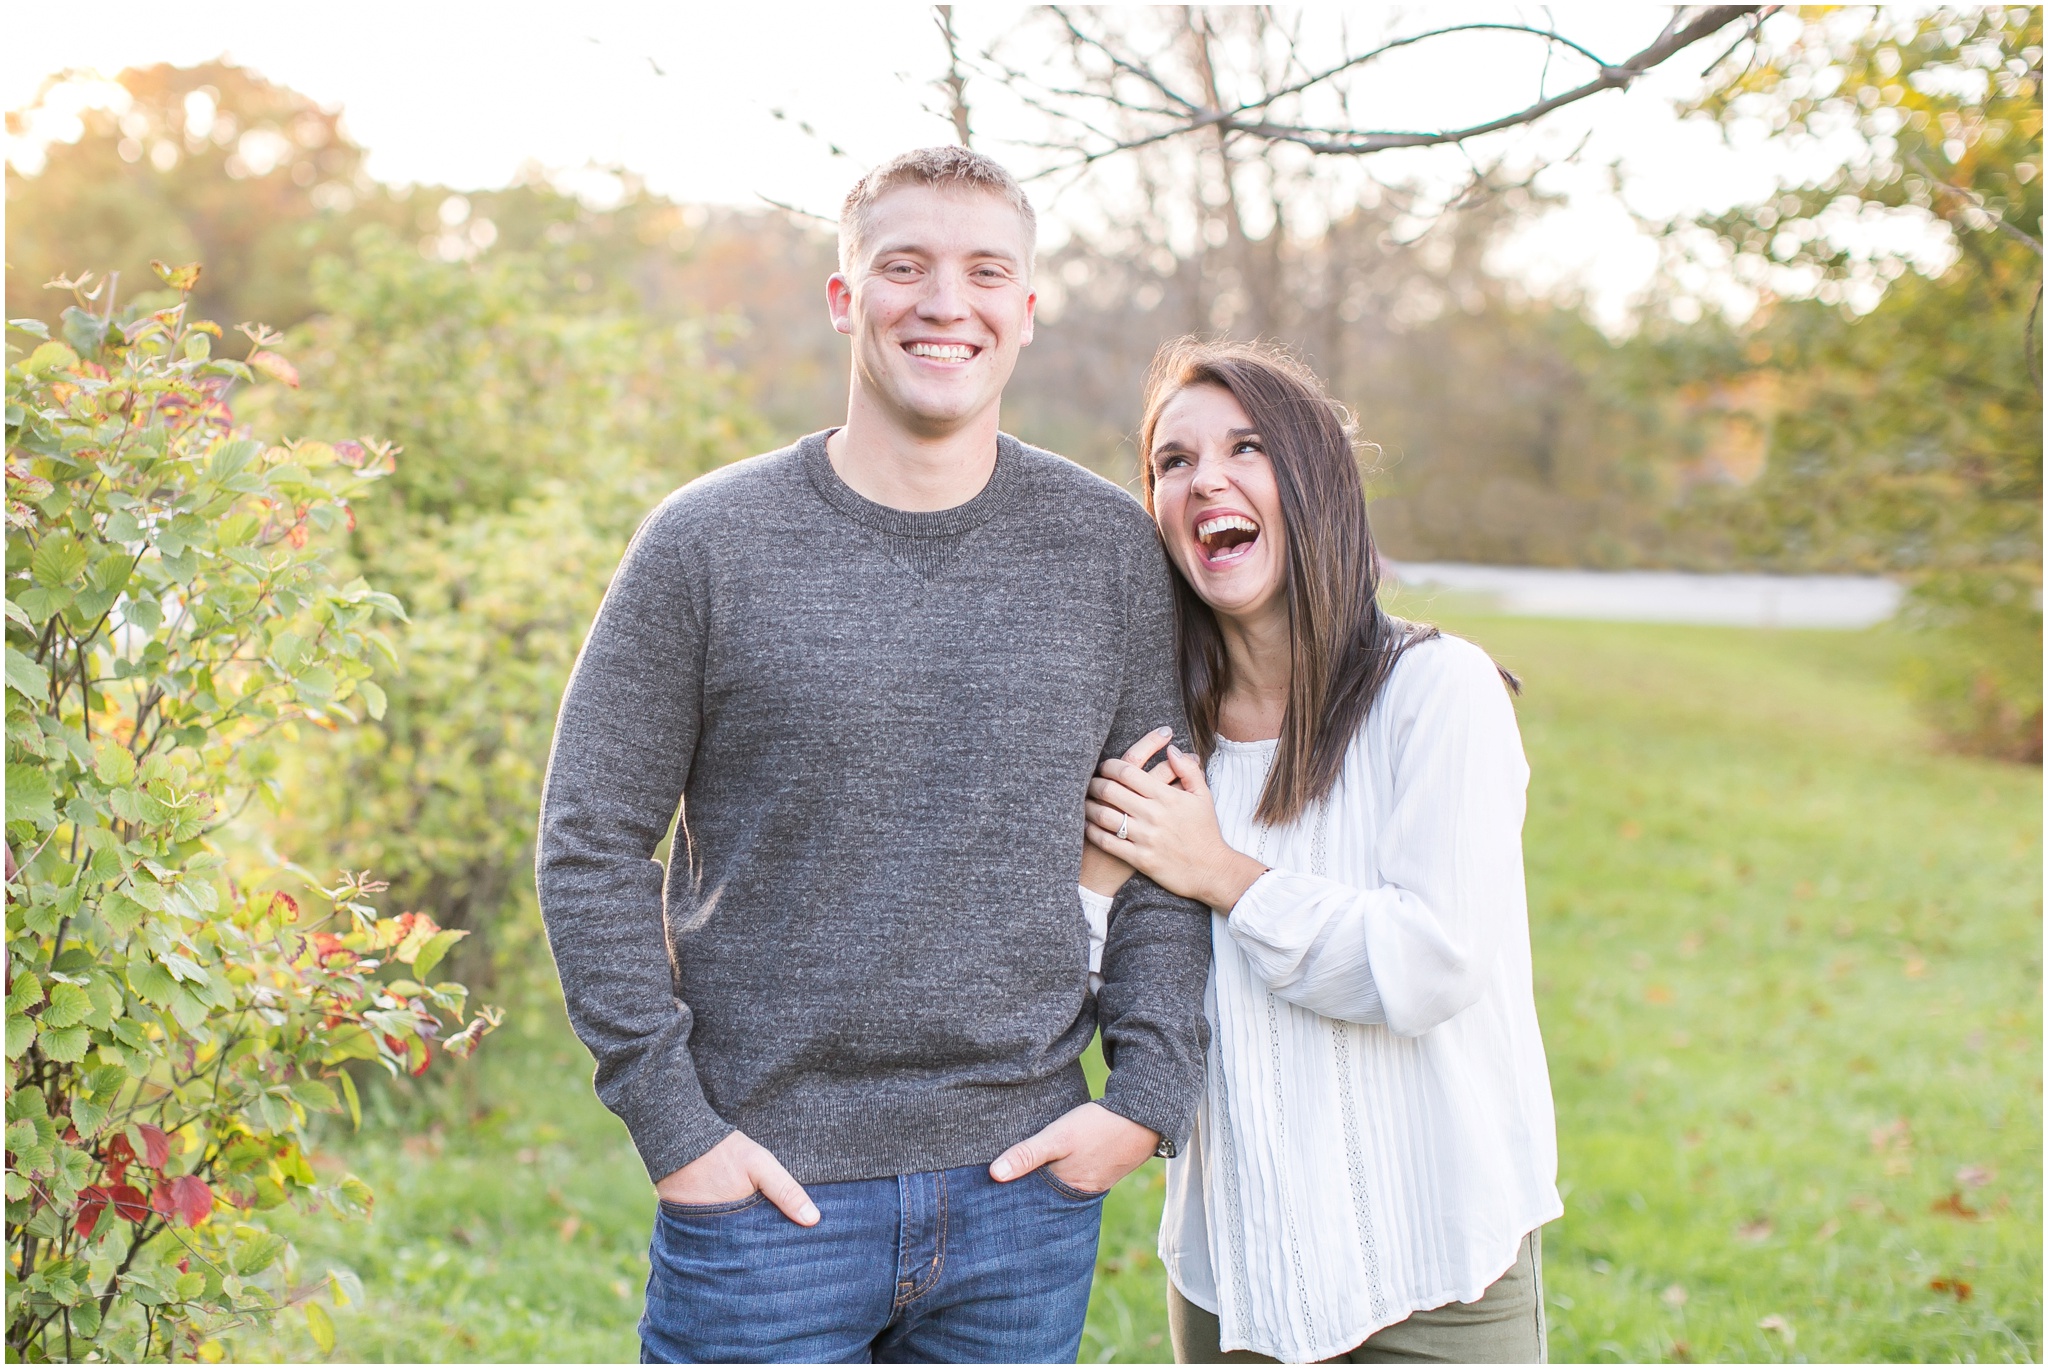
top-left (536, 146), bottom-right (1210, 1363)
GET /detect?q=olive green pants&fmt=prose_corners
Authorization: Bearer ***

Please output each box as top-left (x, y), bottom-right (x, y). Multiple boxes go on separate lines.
top-left (1167, 1229), bottom-right (1545, 1364)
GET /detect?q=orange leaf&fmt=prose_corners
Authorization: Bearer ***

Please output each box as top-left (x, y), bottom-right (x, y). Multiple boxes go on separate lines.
top-left (1929, 1191), bottom-right (1982, 1220)
top-left (248, 350), bottom-right (300, 388)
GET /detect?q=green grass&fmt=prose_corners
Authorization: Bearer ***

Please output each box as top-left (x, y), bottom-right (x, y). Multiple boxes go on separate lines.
top-left (239, 613), bottom-right (2040, 1363)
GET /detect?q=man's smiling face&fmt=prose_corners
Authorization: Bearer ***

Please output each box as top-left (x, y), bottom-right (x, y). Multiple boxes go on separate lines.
top-left (830, 183), bottom-right (1036, 439)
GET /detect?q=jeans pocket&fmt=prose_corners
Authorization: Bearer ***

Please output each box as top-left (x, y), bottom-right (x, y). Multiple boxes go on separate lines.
top-left (657, 1192), bottom-right (768, 1218)
top-left (1034, 1168), bottom-right (1109, 1203)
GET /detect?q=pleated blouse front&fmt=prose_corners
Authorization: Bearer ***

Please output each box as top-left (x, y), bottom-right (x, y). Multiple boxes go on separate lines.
top-left (1158, 634), bottom-right (1562, 1363)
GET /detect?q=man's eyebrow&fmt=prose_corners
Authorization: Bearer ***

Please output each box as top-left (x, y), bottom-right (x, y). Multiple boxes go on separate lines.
top-left (869, 241), bottom-right (1022, 266)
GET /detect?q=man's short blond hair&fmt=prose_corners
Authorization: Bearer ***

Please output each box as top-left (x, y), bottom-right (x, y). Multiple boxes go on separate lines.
top-left (838, 146), bottom-right (1037, 275)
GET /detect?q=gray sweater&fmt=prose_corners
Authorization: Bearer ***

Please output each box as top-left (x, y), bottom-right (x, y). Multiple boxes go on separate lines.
top-left (536, 431), bottom-right (1213, 1185)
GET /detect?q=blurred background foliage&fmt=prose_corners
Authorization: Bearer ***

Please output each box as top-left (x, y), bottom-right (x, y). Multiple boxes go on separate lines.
top-left (6, 13), bottom-right (2036, 992)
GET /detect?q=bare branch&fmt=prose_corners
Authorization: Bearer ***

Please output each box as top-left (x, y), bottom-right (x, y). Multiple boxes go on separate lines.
top-left (933, 6), bottom-right (974, 147)
top-left (1907, 151), bottom-right (2044, 255)
top-left (1014, 7), bottom-right (1760, 165)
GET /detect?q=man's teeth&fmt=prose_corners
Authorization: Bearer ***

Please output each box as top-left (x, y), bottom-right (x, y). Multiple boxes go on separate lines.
top-left (1196, 515), bottom-right (1260, 544)
top-left (907, 342), bottom-right (975, 360)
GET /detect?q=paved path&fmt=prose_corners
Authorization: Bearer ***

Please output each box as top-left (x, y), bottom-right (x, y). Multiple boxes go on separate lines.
top-left (1385, 562), bottom-right (1902, 629)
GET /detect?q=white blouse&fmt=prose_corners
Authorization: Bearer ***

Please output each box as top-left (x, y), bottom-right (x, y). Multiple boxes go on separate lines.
top-left (1158, 634), bottom-right (1561, 1362)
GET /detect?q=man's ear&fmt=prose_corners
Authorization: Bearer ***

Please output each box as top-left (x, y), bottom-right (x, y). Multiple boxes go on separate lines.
top-left (827, 273), bottom-right (855, 336)
top-left (1019, 287), bottom-right (1038, 348)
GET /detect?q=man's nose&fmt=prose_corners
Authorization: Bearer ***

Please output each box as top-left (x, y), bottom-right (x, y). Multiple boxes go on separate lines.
top-left (915, 269), bottom-right (974, 323)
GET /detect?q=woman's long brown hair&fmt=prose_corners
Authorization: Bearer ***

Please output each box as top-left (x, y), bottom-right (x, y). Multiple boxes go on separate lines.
top-left (1139, 338), bottom-right (1458, 826)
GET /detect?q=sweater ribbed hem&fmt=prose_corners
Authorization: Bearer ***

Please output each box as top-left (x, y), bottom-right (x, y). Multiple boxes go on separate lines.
top-left (721, 1066), bottom-right (1094, 1185)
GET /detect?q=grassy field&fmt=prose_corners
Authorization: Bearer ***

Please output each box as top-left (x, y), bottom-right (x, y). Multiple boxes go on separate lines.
top-left (241, 611), bottom-right (2041, 1363)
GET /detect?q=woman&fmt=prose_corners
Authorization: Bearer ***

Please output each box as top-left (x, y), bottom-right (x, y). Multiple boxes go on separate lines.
top-left (1079, 340), bottom-right (1560, 1363)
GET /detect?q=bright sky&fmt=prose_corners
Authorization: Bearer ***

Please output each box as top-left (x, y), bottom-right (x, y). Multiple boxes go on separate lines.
top-left (5, 3), bottom-right (1941, 327)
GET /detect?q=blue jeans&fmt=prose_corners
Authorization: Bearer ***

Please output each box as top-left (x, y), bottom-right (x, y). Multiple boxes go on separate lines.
top-left (639, 1163), bottom-right (1105, 1363)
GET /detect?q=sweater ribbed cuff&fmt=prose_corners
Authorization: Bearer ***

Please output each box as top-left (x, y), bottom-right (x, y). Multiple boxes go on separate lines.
top-left (1097, 1055), bottom-right (1198, 1153)
top-left (603, 1040), bottom-right (735, 1184)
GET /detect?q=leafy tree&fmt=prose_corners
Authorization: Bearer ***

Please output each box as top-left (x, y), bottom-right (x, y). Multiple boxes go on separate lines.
top-left (5, 265), bottom-right (496, 1359)
top-left (4, 63), bottom-right (400, 335)
top-left (240, 230), bottom-right (763, 969)
top-left (1686, 5), bottom-right (2042, 759)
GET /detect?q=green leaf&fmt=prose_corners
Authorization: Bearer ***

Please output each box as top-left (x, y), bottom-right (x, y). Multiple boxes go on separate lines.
top-left (208, 439), bottom-right (262, 481)
top-left (38, 1024), bottom-right (89, 1062)
top-left (40, 982), bottom-right (91, 1029)
top-left (356, 679), bottom-right (387, 721)
top-left (122, 595), bottom-right (163, 632)
top-left (4, 647), bottom-right (48, 702)
top-left (233, 1230), bottom-right (287, 1277)
top-left (25, 341), bottom-right (79, 375)
top-left (289, 1079), bottom-right (341, 1114)
top-left (91, 741), bottom-right (138, 788)
top-left (320, 1025), bottom-right (380, 1064)
top-left (305, 1299), bottom-right (336, 1353)
top-left (70, 1093), bottom-right (109, 1138)
top-left (410, 929), bottom-right (467, 986)
top-left (328, 1265), bottom-right (364, 1309)
top-left (338, 1070), bottom-right (361, 1130)
top-left (30, 532), bottom-right (87, 588)
top-left (5, 1014), bottom-right (36, 1060)
top-left (6, 765), bottom-right (56, 827)
top-left (7, 972), bottom-right (44, 1015)
top-left (99, 890), bottom-right (145, 936)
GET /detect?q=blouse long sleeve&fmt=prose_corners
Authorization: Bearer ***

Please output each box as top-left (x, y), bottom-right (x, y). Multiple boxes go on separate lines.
top-left (1221, 638), bottom-right (1530, 1036)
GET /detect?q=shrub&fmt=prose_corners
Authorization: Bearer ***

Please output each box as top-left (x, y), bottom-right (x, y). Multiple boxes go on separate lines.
top-left (5, 264), bottom-right (497, 1360)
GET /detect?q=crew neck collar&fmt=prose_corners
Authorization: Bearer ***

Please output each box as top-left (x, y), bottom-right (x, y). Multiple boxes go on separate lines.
top-left (800, 429), bottom-right (1023, 538)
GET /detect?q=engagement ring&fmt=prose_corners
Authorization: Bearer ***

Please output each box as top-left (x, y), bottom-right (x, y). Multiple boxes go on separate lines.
top-left (1115, 814), bottom-right (1130, 841)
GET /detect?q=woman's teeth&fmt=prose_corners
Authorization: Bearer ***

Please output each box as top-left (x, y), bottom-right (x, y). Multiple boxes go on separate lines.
top-left (1196, 514), bottom-right (1259, 542)
top-left (1196, 514), bottom-right (1261, 564)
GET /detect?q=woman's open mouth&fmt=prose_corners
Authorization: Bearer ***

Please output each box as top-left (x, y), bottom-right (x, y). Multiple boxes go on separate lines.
top-left (1195, 513), bottom-right (1261, 567)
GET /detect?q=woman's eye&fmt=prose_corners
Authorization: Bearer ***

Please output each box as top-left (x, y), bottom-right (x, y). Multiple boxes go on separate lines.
top-left (1156, 454), bottom-right (1189, 472)
top-left (1234, 440), bottom-right (1262, 455)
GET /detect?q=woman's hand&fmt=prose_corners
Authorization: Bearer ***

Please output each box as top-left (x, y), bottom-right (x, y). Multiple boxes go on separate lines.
top-left (1086, 744), bottom-right (1268, 911)
top-left (1079, 728), bottom-right (1182, 897)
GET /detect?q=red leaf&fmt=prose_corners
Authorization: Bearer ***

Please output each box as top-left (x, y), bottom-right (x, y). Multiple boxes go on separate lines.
top-left (108, 1184), bottom-right (150, 1222)
top-left (152, 1175), bottom-right (213, 1228)
top-left (137, 1123), bottom-right (170, 1171)
top-left (75, 1186), bottom-right (110, 1237)
top-left (103, 1132), bottom-right (136, 1183)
